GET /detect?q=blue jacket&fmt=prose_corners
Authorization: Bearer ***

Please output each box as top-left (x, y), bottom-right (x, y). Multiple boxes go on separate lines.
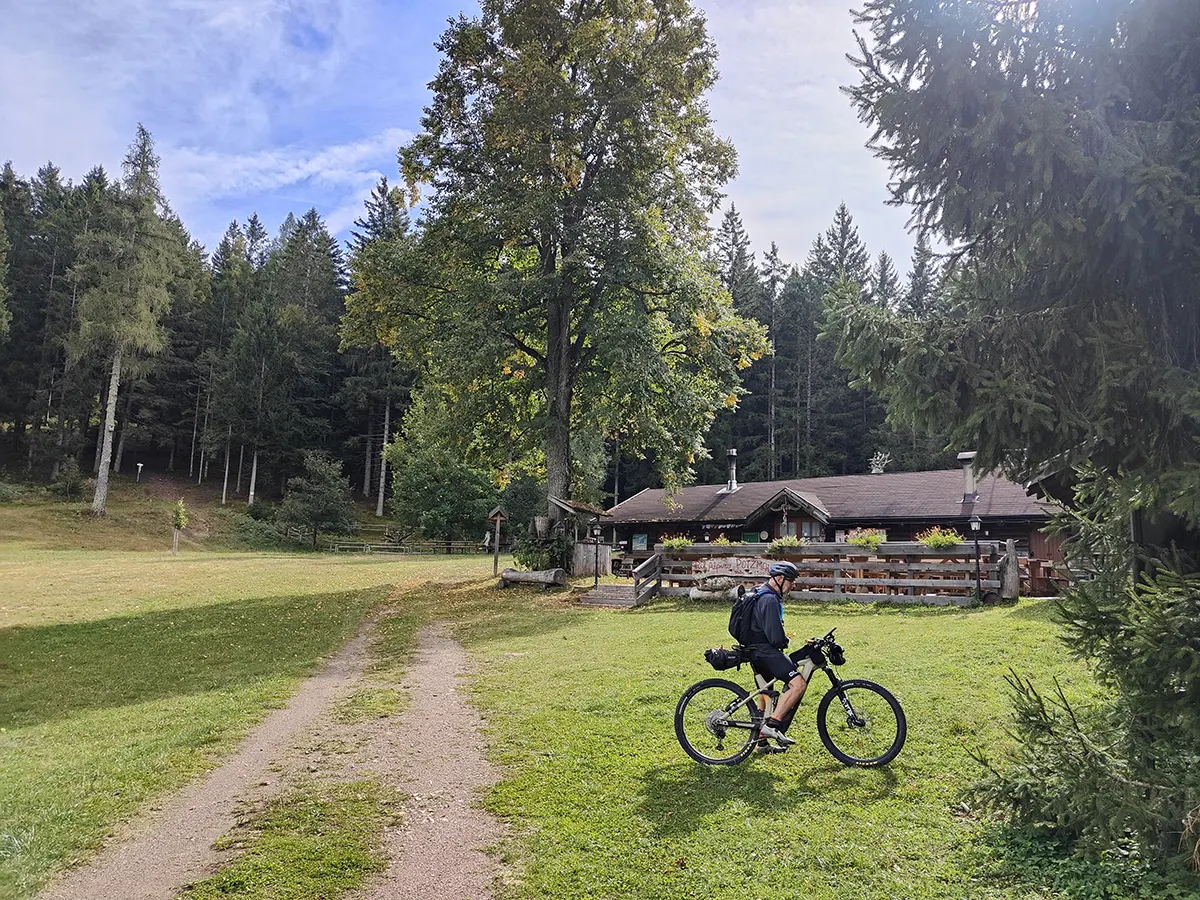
top-left (747, 583), bottom-right (788, 649)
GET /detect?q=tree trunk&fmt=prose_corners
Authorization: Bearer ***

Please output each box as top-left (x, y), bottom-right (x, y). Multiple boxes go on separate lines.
top-left (363, 405), bottom-right (374, 498)
top-left (236, 444), bottom-right (244, 494)
top-left (167, 439), bottom-right (175, 472)
top-left (113, 387), bottom-right (134, 473)
top-left (613, 433), bottom-right (620, 506)
top-left (769, 351), bottom-right (777, 480)
top-left (188, 383), bottom-right (201, 478)
top-left (221, 427), bottom-right (232, 505)
top-left (545, 293), bottom-right (574, 520)
top-left (197, 365), bottom-right (213, 485)
top-left (375, 402), bottom-right (390, 518)
top-left (93, 374), bottom-right (110, 474)
top-left (248, 448), bottom-right (259, 506)
top-left (92, 347), bottom-right (123, 515)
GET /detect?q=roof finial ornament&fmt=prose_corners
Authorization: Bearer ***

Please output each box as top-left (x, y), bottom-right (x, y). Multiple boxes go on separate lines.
top-left (869, 451), bottom-right (891, 475)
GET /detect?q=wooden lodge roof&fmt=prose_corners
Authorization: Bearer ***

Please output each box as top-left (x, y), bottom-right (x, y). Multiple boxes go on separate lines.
top-left (607, 469), bottom-right (1049, 525)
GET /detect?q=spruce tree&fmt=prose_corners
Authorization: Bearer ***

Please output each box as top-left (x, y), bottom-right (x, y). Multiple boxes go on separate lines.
top-left (0, 202), bottom-right (9, 340)
top-left (72, 125), bottom-right (173, 515)
top-left (840, 0), bottom-right (1200, 869)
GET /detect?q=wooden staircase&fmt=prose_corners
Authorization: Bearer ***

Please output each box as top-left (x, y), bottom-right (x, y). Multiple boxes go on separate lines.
top-left (579, 584), bottom-right (638, 608)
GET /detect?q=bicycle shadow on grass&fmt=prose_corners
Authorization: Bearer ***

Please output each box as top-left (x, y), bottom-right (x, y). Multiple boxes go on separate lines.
top-left (638, 757), bottom-right (899, 838)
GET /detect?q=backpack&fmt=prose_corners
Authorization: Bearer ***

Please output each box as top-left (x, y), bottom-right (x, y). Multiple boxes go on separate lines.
top-left (728, 584), bottom-right (762, 645)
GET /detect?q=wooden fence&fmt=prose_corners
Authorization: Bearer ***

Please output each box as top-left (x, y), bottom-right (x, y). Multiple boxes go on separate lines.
top-left (632, 541), bottom-right (1014, 607)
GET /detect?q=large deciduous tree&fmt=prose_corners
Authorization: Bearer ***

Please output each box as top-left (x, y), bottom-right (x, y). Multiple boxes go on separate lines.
top-left (834, 0), bottom-right (1200, 870)
top-left (378, 0), bottom-right (766, 517)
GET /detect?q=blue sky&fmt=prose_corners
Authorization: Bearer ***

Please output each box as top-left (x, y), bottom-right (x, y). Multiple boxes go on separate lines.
top-left (1, 0), bottom-right (915, 273)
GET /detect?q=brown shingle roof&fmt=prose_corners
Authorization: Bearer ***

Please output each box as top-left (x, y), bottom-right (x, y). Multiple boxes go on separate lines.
top-left (607, 469), bottom-right (1048, 524)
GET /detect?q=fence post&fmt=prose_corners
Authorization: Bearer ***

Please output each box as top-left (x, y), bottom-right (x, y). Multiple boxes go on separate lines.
top-left (1002, 539), bottom-right (1020, 600)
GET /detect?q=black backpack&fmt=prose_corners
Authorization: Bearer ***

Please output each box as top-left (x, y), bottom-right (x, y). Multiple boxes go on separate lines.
top-left (727, 584), bottom-right (762, 645)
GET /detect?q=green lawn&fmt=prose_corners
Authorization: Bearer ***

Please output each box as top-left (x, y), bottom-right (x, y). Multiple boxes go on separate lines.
top-left (415, 584), bottom-right (1102, 900)
top-left (0, 543), bottom-right (497, 899)
top-left (0, 517), bottom-right (1108, 900)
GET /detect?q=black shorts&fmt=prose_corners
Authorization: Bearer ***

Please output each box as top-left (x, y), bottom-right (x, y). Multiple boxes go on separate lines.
top-left (747, 644), bottom-right (810, 685)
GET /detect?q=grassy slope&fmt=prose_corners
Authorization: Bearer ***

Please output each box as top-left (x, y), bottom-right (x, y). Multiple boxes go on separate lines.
top-left (413, 584), bottom-right (1102, 900)
top-left (0, 492), bottom-right (498, 900)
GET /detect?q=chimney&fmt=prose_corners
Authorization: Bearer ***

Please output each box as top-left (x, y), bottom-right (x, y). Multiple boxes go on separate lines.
top-left (724, 448), bottom-right (739, 493)
top-left (957, 451), bottom-right (978, 503)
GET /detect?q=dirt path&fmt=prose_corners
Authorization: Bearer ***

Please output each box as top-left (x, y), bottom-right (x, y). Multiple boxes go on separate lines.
top-left (37, 621), bottom-right (506, 900)
top-left (39, 628), bottom-right (375, 900)
top-left (354, 623), bottom-right (506, 900)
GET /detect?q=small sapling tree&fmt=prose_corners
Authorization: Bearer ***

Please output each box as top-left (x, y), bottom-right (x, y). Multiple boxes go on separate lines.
top-left (171, 498), bottom-right (188, 555)
top-left (277, 452), bottom-right (358, 550)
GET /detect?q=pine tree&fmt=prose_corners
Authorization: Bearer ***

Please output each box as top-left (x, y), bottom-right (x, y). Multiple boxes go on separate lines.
top-left (71, 125), bottom-right (174, 515)
top-left (901, 232), bottom-right (940, 317)
top-left (0, 200), bottom-right (10, 340)
top-left (869, 251), bottom-right (901, 308)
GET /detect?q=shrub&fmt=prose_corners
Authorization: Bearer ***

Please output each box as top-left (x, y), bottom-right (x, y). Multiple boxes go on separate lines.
top-left (50, 458), bottom-right (88, 502)
top-left (661, 536), bottom-right (692, 551)
top-left (246, 501), bottom-right (276, 522)
top-left (0, 481), bottom-right (24, 502)
top-left (768, 535), bottom-right (804, 556)
top-left (846, 528), bottom-right (886, 552)
top-left (916, 526), bottom-right (964, 549)
top-left (514, 531), bottom-right (572, 571)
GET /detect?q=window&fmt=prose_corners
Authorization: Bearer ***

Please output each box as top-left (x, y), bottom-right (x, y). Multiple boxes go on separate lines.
top-left (781, 522), bottom-right (798, 538)
top-left (803, 521), bottom-right (824, 541)
top-left (632, 534), bottom-right (647, 551)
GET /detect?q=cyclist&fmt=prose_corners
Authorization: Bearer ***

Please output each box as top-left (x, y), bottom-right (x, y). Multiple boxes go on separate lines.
top-left (744, 560), bottom-right (809, 752)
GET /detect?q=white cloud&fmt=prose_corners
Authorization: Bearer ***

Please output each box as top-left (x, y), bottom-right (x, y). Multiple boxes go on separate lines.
top-left (701, 0), bottom-right (916, 271)
top-left (161, 127), bottom-right (411, 203)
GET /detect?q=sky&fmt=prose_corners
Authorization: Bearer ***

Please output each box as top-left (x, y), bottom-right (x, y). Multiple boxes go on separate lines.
top-left (0, 0), bottom-right (916, 272)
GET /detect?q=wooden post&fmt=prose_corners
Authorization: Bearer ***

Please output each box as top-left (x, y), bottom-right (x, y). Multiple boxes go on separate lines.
top-left (1002, 538), bottom-right (1020, 600)
top-left (493, 517), bottom-right (501, 576)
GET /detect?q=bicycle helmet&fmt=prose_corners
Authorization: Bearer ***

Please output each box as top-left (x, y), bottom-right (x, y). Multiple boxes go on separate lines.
top-left (768, 561), bottom-right (798, 580)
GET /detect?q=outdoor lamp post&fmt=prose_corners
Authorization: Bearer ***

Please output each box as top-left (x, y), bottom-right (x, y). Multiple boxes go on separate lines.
top-left (592, 521), bottom-right (602, 587)
top-left (969, 514), bottom-right (982, 601)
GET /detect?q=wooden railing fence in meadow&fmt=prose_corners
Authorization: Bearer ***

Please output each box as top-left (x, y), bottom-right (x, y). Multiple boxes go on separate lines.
top-left (625, 541), bottom-right (1021, 608)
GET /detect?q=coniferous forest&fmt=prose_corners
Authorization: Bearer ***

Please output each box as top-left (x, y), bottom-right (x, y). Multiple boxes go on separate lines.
top-left (0, 128), bottom-right (952, 521)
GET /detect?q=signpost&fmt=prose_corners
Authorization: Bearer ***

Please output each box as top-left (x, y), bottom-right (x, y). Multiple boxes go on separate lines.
top-left (488, 506), bottom-right (508, 576)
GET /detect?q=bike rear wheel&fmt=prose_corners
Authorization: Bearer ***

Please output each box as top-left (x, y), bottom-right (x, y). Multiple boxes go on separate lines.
top-left (674, 678), bottom-right (761, 765)
top-left (816, 679), bottom-right (906, 767)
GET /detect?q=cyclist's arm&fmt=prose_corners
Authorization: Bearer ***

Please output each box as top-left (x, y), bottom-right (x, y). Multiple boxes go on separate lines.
top-left (760, 594), bottom-right (788, 649)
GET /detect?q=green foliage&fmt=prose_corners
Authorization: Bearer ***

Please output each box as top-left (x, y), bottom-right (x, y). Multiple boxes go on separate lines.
top-left (246, 501), bottom-right (276, 522)
top-left (352, 0), bottom-right (768, 508)
top-left (276, 452), bottom-right (357, 544)
top-left (0, 202), bottom-right (10, 340)
top-left (388, 442), bottom-right (497, 542)
top-left (917, 526), bottom-right (963, 550)
top-left (170, 499), bottom-right (188, 532)
top-left (0, 480), bottom-right (25, 502)
top-left (49, 458), bottom-right (86, 502)
top-left (513, 532), bottom-right (573, 572)
top-left (712, 533), bottom-right (733, 546)
top-left (661, 536), bottom-right (693, 551)
top-left (846, 528), bottom-right (886, 552)
top-left (842, 1), bottom-right (1200, 878)
top-left (970, 470), bottom-right (1200, 871)
top-left (768, 534), bottom-right (805, 556)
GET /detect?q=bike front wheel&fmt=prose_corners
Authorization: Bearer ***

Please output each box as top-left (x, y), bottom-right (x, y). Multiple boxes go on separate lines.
top-left (674, 677), bottom-right (761, 765)
top-left (816, 679), bottom-right (906, 767)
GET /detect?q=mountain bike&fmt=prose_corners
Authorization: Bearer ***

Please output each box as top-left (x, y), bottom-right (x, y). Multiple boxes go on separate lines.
top-left (674, 628), bottom-right (906, 767)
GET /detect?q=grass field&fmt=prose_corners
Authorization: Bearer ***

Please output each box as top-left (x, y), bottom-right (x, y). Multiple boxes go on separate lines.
top-left (402, 583), bottom-right (1104, 900)
top-left (0, 507), bottom-right (498, 899)
top-left (0, 485), bottom-right (1119, 899)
